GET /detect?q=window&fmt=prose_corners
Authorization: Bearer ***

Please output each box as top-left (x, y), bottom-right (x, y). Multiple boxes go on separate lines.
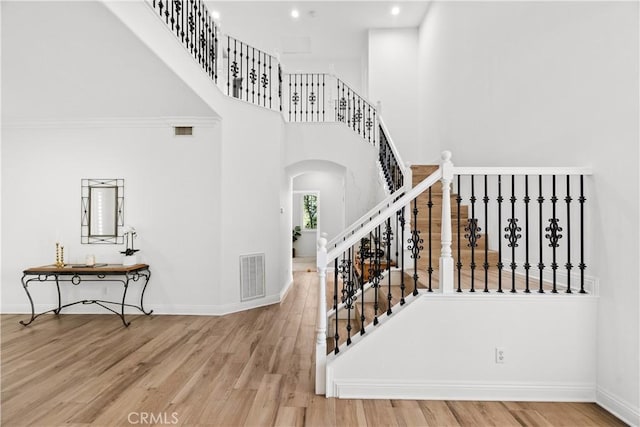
top-left (302, 194), bottom-right (318, 230)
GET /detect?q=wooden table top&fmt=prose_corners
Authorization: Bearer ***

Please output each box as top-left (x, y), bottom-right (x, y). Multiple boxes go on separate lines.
top-left (23, 264), bottom-right (149, 274)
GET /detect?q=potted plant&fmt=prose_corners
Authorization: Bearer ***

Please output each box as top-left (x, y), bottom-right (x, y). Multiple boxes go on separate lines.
top-left (292, 226), bottom-right (302, 257)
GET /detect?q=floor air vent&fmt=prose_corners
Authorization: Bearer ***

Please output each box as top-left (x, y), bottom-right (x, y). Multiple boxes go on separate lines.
top-left (240, 253), bottom-right (265, 301)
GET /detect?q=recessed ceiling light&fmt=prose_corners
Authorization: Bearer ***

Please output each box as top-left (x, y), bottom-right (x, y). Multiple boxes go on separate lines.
top-left (291, 9), bottom-right (300, 18)
top-left (391, 6), bottom-right (400, 16)
top-left (211, 10), bottom-right (221, 20)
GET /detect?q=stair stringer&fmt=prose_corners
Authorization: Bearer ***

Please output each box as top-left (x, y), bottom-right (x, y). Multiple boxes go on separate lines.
top-left (326, 290), bottom-right (423, 376)
top-left (326, 293), bottom-right (598, 401)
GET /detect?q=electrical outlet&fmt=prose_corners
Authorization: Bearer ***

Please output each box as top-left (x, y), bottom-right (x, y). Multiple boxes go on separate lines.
top-left (495, 347), bottom-right (505, 364)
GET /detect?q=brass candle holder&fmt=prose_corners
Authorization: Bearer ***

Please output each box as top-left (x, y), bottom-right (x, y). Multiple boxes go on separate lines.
top-left (55, 242), bottom-right (65, 268)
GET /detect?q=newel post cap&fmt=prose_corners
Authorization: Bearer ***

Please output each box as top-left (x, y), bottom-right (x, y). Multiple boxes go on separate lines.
top-left (317, 233), bottom-right (328, 270)
top-left (440, 150), bottom-right (454, 180)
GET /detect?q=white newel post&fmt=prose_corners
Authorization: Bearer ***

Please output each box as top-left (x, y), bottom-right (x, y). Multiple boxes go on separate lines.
top-left (439, 151), bottom-right (455, 294)
top-left (315, 233), bottom-right (328, 394)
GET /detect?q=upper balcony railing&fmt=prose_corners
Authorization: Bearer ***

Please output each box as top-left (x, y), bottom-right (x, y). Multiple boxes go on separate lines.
top-left (282, 73), bottom-right (377, 144)
top-left (149, 0), bottom-right (219, 83)
top-left (223, 35), bottom-right (279, 110)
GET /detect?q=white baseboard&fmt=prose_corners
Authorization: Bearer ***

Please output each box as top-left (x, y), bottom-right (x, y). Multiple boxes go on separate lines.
top-left (597, 386), bottom-right (640, 426)
top-left (2, 278), bottom-right (294, 317)
top-left (331, 379), bottom-right (596, 402)
top-left (280, 277), bottom-right (294, 301)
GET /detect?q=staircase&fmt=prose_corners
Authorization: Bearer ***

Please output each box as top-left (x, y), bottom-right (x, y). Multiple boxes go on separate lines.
top-left (410, 165), bottom-right (500, 292)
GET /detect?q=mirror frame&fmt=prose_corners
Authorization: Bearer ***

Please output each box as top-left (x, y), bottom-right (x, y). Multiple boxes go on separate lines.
top-left (81, 179), bottom-right (124, 244)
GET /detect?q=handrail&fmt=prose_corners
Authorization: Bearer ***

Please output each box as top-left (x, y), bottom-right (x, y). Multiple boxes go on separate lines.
top-left (378, 118), bottom-right (405, 193)
top-left (327, 188), bottom-right (405, 248)
top-left (378, 116), bottom-right (408, 180)
top-left (453, 166), bottom-right (593, 176)
top-left (325, 168), bottom-right (443, 264)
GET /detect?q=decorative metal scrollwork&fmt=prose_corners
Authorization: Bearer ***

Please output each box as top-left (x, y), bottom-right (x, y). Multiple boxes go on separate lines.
top-left (383, 221), bottom-right (394, 248)
top-left (504, 218), bottom-right (522, 248)
top-left (337, 258), bottom-right (357, 309)
top-left (309, 92), bottom-right (316, 105)
top-left (464, 218), bottom-right (482, 248)
top-left (292, 92), bottom-right (300, 105)
top-left (365, 117), bottom-right (373, 130)
top-left (407, 231), bottom-right (423, 260)
top-left (545, 218), bottom-right (563, 247)
top-left (188, 15), bottom-right (195, 34)
top-left (353, 109), bottom-right (362, 122)
top-left (261, 73), bottom-right (268, 89)
top-left (249, 68), bottom-right (257, 84)
top-left (339, 97), bottom-right (347, 110)
top-left (230, 61), bottom-right (239, 77)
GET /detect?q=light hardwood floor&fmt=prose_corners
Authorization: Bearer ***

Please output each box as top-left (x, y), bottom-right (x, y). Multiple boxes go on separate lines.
top-left (1, 271), bottom-right (624, 426)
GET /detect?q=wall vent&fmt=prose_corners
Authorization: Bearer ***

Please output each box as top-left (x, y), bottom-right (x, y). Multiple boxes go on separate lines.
top-left (174, 126), bottom-right (193, 136)
top-left (240, 253), bottom-right (266, 301)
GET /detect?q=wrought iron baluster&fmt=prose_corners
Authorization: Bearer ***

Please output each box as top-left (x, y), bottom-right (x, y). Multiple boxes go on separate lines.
top-left (385, 217), bottom-right (393, 315)
top-left (333, 258), bottom-right (339, 354)
top-left (545, 175), bottom-right (562, 293)
top-left (245, 43), bottom-right (249, 101)
top-left (185, 1), bottom-right (191, 53)
top-left (538, 175), bottom-right (545, 293)
top-left (226, 37), bottom-right (231, 96)
top-left (346, 247), bottom-right (353, 345)
top-left (305, 74), bottom-right (309, 122)
top-left (579, 175), bottom-right (586, 293)
top-left (236, 40), bottom-right (242, 97)
top-left (278, 64), bottom-right (282, 112)
top-left (565, 175), bottom-right (573, 293)
top-left (456, 175), bottom-right (462, 292)
top-left (293, 74), bottom-right (298, 121)
top-left (288, 74), bottom-right (292, 121)
top-left (194, 1), bottom-right (199, 63)
top-left (483, 175), bottom-right (489, 292)
top-left (524, 175), bottom-right (531, 293)
top-left (428, 187), bottom-right (433, 292)
top-left (505, 175), bottom-right (520, 293)
top-left (268, 55), bottom-right (272, 108)
top-left (359, 239), bottom-right (366, 334)
top-left (399, 207), bottom-right (407, 303)
top-left (180, 0), bottom-right (185, 43)
top-left (465, 175), bottom-right (480, 292)
top-left (322, 74), bottom-right (326, 121)
top-left (497, 175), bottom-right (503, 293)
top-left (373, 226), bottom-right (381, 325)
top-left (408, 198), bottom-right (423, 296)
top-left (170, 0), bottom-right (174, 30)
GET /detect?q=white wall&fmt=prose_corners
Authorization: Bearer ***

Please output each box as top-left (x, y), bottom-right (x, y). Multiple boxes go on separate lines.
top-left (1, 122), bottom-right (222, 314)
top-left (2, 0), bottom-right (294, 316)
top-left (418, 2), bottom-right (639, 423)
top-left (328, 294), bottom-right (598, 402)
top-left (368, 28), bottom-right (422, 163)
top-left (292, 171), bottom-right (346, 257)
top-left (285, 123), bottom-right (385, 226)
top-left (217, 100), bottom-right (289, 307)
top-left (1, 1), bottom-right (215, 122)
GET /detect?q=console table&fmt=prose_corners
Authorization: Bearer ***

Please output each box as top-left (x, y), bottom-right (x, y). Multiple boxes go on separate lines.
top-left (20, 264), bottom-right (152, 327)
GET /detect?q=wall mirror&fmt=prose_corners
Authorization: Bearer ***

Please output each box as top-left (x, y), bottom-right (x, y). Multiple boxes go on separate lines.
top-left (81, 179), bottom-right (124, 244)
